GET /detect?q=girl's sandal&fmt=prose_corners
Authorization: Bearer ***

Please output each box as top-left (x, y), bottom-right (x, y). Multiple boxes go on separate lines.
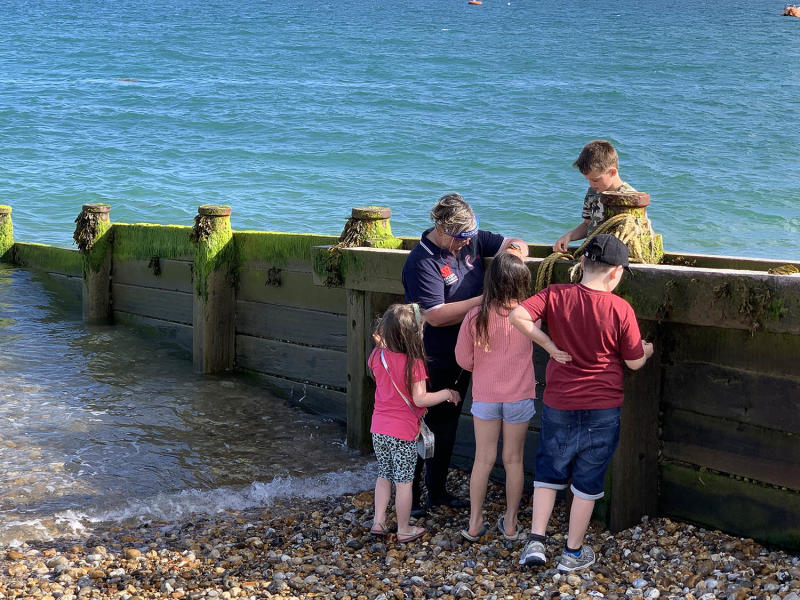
top-left (369, 522), bottom-right (388, 536)
top-left (397, 526), bottom-right (426, 543)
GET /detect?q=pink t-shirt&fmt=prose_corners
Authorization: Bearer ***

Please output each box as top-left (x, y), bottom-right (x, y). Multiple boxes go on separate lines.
top-left (520, 283), bottom-right (644, 410)
top-left (455, 304), bottom-right (536, 403)
top-left (369, 348), bottom-right (427, 442)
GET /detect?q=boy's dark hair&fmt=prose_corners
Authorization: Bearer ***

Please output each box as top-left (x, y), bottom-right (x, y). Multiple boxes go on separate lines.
top-left (374, 303), bottom-right (427, 394)
top-left (474, 252), bottom-right (531, 351)
top-left (572, 140), bottom-right (619, 175)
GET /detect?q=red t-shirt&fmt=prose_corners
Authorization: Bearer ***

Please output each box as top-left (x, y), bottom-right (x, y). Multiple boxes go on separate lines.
top-left (368, 348), bottom-right (428, 441)
top-left (521, 284), bottom-right (644, 410)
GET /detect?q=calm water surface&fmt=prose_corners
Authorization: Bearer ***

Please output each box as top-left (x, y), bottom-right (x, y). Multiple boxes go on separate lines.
top-left (1, 0), bottom-right (798, 259)
top-left (0, 266), bottom-right (372, 544)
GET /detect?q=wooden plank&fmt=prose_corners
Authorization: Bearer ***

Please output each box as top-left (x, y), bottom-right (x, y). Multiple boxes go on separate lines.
top-left (241, 370), bottom-right (347, 425)
top-left (111, 283), bottom-right (193, 324)
top-left (660, 323), bottom-right (800, 377)
top-left (235, 334), bottom-right (346, 389)
top-left (616, 265), bottom-right (800, 335)
top-left (320, 247), bottom-right (408, 295)
top-left (235, 300), bottom-right (347, 350)
top-left (660, 462), bottom-right (800, 550)
top-left (113, 311), bottom-right (193, 351)
top-left (237, 268), bottom-right (346, 313)
top-left (11, 243), bottom-right (82, 277)
top-left (661, 362), bottom-right (800, 434)
top-left (112, 258), bottom-right (193, 293)
top-left (662, 408), bottom-right (800, 490)
top-left (609, 344), bottom-right (661, 532)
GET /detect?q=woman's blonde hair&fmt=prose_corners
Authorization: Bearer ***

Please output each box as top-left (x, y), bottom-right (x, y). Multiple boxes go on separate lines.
top-left (373, 303), bottom-right (427, 393)
top-left (430, 193), bottom-right (476, 236)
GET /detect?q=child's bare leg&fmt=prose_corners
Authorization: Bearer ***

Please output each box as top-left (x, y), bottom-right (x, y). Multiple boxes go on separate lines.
top-left (374, 477), bottom-right (391, 527)
top-left (395, 481), bottom-right (413, 533)
top-left (500, 420), bottom-right (529, 534)
top-left (566, 496), bottom-right (595, 549)
top-left (531, 486), bottom-right (557, 536)
top-left (468, 417), bottom-right (501, 536)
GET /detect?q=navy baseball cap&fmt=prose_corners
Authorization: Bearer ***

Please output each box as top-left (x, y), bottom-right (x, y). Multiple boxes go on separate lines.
top-left (585, 234), bottom-right (632, 272)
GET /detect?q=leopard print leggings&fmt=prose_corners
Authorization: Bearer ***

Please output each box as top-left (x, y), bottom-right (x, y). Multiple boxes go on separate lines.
top-left (372, 432), bottom-right (417, 483)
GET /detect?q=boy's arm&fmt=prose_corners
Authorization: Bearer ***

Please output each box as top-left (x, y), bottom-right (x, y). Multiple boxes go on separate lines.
top-left (624, 340), bottom-right (654, 371)
top-left (509, 306), bottom-right (572, 364)
top-left (553, 220), bottom-right (589, 253)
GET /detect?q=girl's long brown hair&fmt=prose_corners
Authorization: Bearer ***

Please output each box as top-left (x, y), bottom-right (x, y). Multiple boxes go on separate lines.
top-left (474, 252), bottom-right (531, 351)
top-left (374, 303), bottom-right (427, 394)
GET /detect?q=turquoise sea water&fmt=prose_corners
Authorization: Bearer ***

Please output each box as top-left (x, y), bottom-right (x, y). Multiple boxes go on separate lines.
top-left (2, 0), bottom-right (799, 259)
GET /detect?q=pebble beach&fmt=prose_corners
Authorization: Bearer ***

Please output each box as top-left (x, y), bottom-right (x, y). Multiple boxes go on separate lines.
top-left (2, 472), bottom-right (798, 600)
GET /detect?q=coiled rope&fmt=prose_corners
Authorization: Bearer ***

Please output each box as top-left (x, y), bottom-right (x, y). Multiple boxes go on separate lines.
top-left (535, 213), bottom-right (658, 291)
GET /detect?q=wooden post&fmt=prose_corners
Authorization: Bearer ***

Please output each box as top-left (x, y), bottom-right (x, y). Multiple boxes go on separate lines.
top-left (608, 338), bottom-right (662, 531)
top-left (76, 203), bottom-right (113, 324)
top-left (191, 204), bottom-right (235, 374)
top-left (0, 205), bottom-right (12, 263)
top-left (346, 289), bottom-right (375, 452)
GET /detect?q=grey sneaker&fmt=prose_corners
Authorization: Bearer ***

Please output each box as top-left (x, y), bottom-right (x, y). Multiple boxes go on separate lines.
top-left (557, 545), bottom-right (596, 572)
top-left (519, 536), bottom-right (547, 566)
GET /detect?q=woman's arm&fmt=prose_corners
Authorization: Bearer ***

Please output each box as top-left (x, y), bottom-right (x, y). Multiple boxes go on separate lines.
top-left (499, 237), bottom-right (529, 257)
top-left (424, 295), bottom-right (482, 327)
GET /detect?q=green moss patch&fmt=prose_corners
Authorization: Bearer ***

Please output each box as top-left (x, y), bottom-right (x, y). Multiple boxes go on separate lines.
top-left (193, 218), bottom-right (235, 299)
top-left (235, 231), bottom-right (339, 266)
top-left (0, 208), bottom-right (12, 262)
top-left (113, 224), bottom-right (193, 261)
top-left (11, 242), bottom-right (82, 276)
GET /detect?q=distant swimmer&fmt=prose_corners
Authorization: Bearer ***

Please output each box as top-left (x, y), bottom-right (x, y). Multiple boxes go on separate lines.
top-left (468, 1), bottom-right (482, 4)
top-left (115, 78), bottom-right (140, 82)
top-left (783, 4), bottom-right (800, 16)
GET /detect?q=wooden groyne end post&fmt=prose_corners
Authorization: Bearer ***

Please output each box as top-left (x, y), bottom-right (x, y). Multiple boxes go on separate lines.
top-left (74, 203), bottom-right (113, 324)
top-left (310, 206), bottom-right (404, 451)
top-left (0, 205), bottom-right (12, 262)
top-left (191, 204), bottom-right (235, 374)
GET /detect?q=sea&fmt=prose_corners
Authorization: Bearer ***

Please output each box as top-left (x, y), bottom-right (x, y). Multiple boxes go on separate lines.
top-left (0, 0), bottom-right (798, 544)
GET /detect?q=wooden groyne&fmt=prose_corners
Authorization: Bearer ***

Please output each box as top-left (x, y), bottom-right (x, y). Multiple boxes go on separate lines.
top-left (2, 203), bottom-right (799, 549)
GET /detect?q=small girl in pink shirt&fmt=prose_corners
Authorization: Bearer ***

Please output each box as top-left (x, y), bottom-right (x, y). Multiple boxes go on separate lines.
top-left (368, 303), bottom-right (461, 543)
top-left (455, 252), bottom-right (536, 542)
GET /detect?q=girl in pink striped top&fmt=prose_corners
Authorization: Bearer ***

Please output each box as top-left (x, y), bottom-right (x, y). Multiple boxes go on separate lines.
top-left (455, 252), bottom-right (537, 542)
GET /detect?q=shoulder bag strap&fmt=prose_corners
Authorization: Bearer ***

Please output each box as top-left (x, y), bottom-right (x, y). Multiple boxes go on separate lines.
top-left (380, 350), bottom-right (425, 420)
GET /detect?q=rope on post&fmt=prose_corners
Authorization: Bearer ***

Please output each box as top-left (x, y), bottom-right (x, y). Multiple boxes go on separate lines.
top-left (535, 213), bottom-right (653, 291)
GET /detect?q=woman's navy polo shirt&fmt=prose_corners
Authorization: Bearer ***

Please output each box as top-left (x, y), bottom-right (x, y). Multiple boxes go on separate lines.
top-left (402, 227), bottom-right (505, 365)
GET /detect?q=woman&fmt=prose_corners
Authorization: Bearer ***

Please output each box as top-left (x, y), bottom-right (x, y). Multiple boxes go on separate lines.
top-left (401, 193), bottom-right (528, 514)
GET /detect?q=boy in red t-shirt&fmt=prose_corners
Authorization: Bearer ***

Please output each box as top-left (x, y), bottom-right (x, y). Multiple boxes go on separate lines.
top-left (509, 234), bottom-right (654, 572)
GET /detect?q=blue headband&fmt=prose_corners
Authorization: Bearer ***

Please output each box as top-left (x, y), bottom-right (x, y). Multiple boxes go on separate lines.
top-left (448, 218), bottom-right (479, 239)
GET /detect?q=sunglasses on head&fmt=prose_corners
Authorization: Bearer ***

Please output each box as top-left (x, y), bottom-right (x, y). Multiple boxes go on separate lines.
top-left (447, 219), bottom-right (479, 239)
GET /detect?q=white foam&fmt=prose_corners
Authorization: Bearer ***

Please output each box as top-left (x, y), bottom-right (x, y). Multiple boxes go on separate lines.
top-left (53, 464), bottom-right (378, 533)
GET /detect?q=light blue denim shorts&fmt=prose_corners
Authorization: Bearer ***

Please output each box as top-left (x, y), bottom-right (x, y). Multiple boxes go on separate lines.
top-left (470, 398), bottom-right (536, 424)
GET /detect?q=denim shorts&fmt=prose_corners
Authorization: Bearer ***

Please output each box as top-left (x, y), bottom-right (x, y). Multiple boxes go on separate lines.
top-left (533, 404), bottom-right (621, 500)
top-left (470, 398), bottom-right (536, 424)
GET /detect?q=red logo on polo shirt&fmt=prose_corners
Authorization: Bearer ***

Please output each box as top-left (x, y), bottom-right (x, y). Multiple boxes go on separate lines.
top-left (439, 264), bottom-right (458, 286)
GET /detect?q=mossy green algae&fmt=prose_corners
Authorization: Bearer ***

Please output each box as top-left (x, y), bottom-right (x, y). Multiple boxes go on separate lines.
top-left (235, 231), bottom-right (339, 267)
top-left (192, 209), bottom-right (234, 300)
top-left (11, 242), bottom-right (82, 276)
top-left (0, 206), bottom-right (12, 262)
top-left (113, 224), bottom-right (193, 261)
